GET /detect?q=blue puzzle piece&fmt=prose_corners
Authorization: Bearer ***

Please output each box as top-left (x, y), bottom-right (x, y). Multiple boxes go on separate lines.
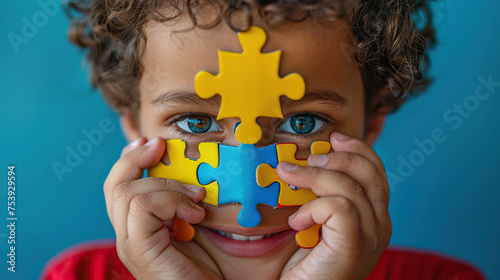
top-left (198, 144), bottom-right (280, 228)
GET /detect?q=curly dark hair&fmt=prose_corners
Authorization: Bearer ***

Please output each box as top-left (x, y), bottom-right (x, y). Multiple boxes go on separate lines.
top-left (66, 0), bottom-right (436, 116)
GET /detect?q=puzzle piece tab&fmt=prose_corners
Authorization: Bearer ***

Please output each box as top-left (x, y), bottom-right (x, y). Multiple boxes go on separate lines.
top-left (198, 144), bottom-right (280, 228)
top-left (172, 217), bottom-right (195, 242)
top-left (194, 26), bottom-right (305, 144)
top-left (296, 224), bottom-right (322, 249)
top-left (148, 139), bottom-right (219, 206)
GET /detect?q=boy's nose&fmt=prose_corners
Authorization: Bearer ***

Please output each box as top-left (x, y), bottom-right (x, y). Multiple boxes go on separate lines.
top-left (253, 117), bottom-right (278, 148)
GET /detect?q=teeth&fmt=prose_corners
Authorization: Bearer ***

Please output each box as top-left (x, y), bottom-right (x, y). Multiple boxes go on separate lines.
top-left (212, 230), bottom-right (270, 241)
top-left (231, 233), bottom-right (253, 241)
top-left (248, 235), bottom-right (265, 241)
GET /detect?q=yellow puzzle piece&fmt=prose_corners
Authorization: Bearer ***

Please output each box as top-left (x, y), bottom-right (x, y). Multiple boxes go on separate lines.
top-left (148, 139), bottom-right (219, 206)
top-left (256, 141), bottom-right (331, 207)
top-left (194, 26), bottom-right (305, 144)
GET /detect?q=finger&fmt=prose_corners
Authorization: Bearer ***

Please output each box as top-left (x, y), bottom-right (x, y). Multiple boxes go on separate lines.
top-left (104, 137), bottom-right (165, 220)
top-left (118, 190), bottom-right (205, 279)
top-left (330, 132), bottom-right (386, 180)
top-left (278, 163), bottom-right (376, 237)
top-left (111, 177), bottom-right (205, 229)
top-left (121, 137), bottom-right (147, 157)
top-left (125, 190), bottom-right (205, 256)
top-left (306, 152), bottom-right (388, 215)
top-left (308, 133), bottom-right (389, 216)
top-left (289, 197), bottom-right (362, 254)
top-left (307, 152), bottom-right (383, 193)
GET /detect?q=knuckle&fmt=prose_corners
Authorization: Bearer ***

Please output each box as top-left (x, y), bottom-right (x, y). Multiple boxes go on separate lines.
top-left (159, 177), bottom-right (183, 190)
top-left (332, 196), bottom-right (354, 214)
top-left (322, 153), bottom-right (334, 166)
top-left (370, 176), bottom-right (390, 207)
top-left (336, 152), bottom-right (356, 168)
top-left (168, 191), bottom-right (186, 204)
top-left (130, 193), bottom-right (150, 212)
top-left (351, 181), bottom-right (366, 197)
top-left (343, 152), bottom-right (357, 166)
top-left (113, 182), bottom-right (131, 201)
top-left (309, 166), bottom-right (323, 179)
top-left (144, 177), bottom-right (184, 194)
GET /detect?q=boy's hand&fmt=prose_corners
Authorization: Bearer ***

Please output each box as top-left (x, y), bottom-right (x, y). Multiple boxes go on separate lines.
top-left (103, 137), bottom-right (222, 280)
top-left (278, 132), bottom-right (392, 280)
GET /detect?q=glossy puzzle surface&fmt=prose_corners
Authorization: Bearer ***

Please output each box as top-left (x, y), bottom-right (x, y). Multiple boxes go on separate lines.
top-left (194, 26), bottom-right (305, 144)
top-left (149, 25), bottom-right (330, 248)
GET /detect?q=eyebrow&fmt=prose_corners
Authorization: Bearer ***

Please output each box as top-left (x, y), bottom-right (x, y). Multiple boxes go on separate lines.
top-left (281, 89), bottom-right (348, 109)
top-left (151, 90), bottom-right (220, 108)
top-left (152, 89), bottom-right (348, 109)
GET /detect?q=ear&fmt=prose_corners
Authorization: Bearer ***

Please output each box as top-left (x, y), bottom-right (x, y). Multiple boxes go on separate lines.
top-left (364, 87), bottom-right (394, 146)
top-left (119, 109), bottom-right (141, 143)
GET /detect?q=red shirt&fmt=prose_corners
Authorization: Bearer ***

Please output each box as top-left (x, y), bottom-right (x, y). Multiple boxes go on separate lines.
top-left (41, 240), bottom-right (485, 280)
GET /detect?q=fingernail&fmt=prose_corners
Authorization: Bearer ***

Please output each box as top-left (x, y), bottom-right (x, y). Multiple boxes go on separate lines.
top-left (281, 161), bottom-right (298, 172)
top-left (309, 154), bottom-right (328, 167)
top-left (145, 137), bottom-right (159, 147)
top-left (289, 211), bottom-right (298, 220)
top-left (128, 138), bottom-right (142, 150)
top-left (333, 132), bottom-right (351, 141)
top-left (186, 184), bottom-right (203, 194)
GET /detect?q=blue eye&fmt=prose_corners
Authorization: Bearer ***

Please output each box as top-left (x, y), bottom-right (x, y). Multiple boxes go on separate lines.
top-left (176, 115), bottom-right (220, 133)
top-left (280, 114), bottom-right (325, 134)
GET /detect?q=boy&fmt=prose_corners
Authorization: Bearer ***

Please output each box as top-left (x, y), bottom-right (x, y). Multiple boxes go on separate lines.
top-left (43, 0), bottom-right (484, 279)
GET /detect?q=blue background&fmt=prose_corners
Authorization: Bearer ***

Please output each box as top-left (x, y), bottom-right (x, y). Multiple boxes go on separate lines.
top-left (1, 0), bottom-right (499, 279)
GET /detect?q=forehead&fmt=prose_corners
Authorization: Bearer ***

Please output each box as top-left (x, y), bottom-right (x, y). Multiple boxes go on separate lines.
top-left (140, 14), bottom-right (363, 104)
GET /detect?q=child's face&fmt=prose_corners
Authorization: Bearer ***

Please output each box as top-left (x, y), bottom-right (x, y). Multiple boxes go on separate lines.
top-left (123, 11), bottom-right (374, 274)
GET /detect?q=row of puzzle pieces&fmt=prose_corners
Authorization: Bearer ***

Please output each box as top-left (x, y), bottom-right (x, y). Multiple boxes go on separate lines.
top-left (148, 139), bottom-right (331, 248)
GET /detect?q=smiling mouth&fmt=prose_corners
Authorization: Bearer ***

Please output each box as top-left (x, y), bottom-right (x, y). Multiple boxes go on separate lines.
top-left (209, 228), bottom-right (285, 241)
top-left (199, 226), bottom-right (295, 257)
